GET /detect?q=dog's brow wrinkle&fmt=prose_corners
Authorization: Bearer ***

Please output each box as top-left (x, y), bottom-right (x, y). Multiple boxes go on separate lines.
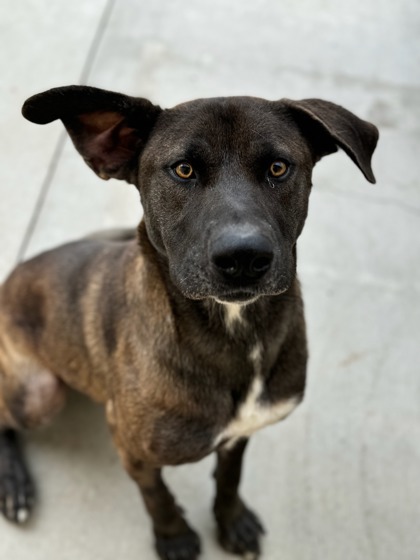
top-left (183, 138), bottom-right (212, 157)
top-left (250, 128), bottom-right (266, 141)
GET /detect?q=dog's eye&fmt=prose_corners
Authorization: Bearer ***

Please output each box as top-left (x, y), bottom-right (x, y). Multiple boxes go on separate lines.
top-left (269, 161), bottom-right (289, 178)
top-left (173, 162), bottom-right (195, 180)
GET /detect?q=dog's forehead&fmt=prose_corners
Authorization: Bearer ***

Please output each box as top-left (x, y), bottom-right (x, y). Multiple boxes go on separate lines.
top-left (151, 96), bottom-right (302, 151)
top-left (169, 95), bottom-right (272, 119)
top-left (162, 96), bottom-right (291, 133)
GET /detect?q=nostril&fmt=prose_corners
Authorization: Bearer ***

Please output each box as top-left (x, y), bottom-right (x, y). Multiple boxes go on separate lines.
top-left (213, 255), bottom-right (241, 277)
top-left (249, 254), bottom-right (272, 276)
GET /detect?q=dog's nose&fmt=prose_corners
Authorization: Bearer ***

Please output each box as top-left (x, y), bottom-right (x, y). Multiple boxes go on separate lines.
top-left (211, 231), bottom-right (273, 281)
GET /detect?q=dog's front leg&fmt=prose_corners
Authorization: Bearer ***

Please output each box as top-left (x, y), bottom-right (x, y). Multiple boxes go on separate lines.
top-left (213, 438), bottom-right (265, 558)
top-left (0, 429), bottom-right (34, 523)
top-left (125, 461), bottom-right (201, 560)
top-left (108, 408), bottom-right (201, 560)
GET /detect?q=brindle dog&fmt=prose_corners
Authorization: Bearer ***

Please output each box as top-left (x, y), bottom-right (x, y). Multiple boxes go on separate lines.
top-left (0, 86), bottom-right (378, 560)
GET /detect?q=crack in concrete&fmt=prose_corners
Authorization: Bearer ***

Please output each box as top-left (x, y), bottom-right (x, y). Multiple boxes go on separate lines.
top-left (15, 0), bottom-right (117, 264)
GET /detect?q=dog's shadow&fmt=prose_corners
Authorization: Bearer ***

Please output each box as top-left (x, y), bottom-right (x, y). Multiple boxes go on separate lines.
top-left (23, 391), bottom-right (129, 523)
top-left (27, 390), bottom-right (114, 468)
top-left (22, 391), bottom-right (217, 548)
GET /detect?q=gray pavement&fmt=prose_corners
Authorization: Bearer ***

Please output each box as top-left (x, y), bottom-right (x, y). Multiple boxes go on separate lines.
top-left (0, 1), bottom-right (419, 559)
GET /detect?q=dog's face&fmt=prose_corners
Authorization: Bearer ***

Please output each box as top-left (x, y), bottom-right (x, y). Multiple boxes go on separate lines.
top-left (22, 87), bottom-right (378, 303)
top-left (139, 98), bottom-right (314, 302)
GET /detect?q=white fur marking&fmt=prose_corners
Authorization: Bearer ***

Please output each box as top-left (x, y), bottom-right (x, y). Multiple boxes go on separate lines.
top-left (249, 342), bottom-right (263, 374)
top-left (17, 508), bottom-right (29, 524)
top-left (215, 376), bottom-right (300, 448)
top-left (223, 303), bottom-right (245, 332)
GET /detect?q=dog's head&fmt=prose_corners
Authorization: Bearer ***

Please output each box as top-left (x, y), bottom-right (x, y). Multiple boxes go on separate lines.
top-left (22, 86), bottom-right (378, 303)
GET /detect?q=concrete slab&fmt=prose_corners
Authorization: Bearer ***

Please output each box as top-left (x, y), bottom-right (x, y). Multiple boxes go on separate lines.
top-left (1, 0), bottom-right (419, 559)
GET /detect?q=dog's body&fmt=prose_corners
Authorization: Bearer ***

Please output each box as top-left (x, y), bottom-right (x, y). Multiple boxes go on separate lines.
top-left (0, 87), bottom-right (378, 560)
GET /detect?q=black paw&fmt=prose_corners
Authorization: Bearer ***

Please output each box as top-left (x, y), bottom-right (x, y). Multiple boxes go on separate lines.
top-left (0, 430), bottom-right (34, 524)
top-left (216, 504), bottom-right (265, 559)
top-left (155, 527), bottom-right (201, 560)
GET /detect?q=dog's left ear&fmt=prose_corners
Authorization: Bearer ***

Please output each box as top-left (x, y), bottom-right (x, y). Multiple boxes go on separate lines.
top-left (22, 85), bottom-right (162, 184)
top-left (283, 99), bottom-right (379, 183)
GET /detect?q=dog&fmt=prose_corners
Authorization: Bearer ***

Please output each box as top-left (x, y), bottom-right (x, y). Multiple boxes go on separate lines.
top-left (0, 86), bottom-right (378, 560)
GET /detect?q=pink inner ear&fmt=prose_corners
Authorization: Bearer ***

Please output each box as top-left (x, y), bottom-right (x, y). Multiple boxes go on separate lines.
top-left (78, 110), bottom-right (124, 132)
top-left (76, 111), bottom-right (140, 178)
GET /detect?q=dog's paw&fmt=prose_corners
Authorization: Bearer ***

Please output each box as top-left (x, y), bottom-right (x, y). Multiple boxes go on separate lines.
top-left (216, 504), bottom-right (265, 558)
top-left (0, 430), bottom-right (34, 524)
top-left (155, 527), bottom-right (201, 560)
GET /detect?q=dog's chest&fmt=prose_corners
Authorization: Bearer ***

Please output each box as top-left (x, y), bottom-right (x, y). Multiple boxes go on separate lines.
top-left (135, 338), bottom-right (299, 465)
top-left (214, 341), bottom-right (299, 448)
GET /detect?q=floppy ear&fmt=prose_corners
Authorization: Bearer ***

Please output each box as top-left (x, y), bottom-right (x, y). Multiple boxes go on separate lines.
top-left (22, 85), bottom-right (162, 184)
top-left (282, 98), bottom-right (379, 183)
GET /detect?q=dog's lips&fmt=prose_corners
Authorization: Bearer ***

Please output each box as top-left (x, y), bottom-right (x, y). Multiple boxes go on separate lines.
top-left (213, 290), bottom-right (260, 304)
top-left (209, 276), bottom-right (292, 303)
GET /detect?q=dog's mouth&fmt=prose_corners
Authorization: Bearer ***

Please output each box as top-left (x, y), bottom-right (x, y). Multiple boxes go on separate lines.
top-left (172, 265), bottom-right (292, 303)
top-left (169, 249), bottom-right (294, 303)
top-left (214, 291), bottom-right (260, 305)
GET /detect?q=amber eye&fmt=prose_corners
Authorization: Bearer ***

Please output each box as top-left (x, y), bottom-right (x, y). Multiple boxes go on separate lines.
top-left (269, 160), bottom-right (289, 178)
top-left (174, 162), bottom-right (194, 180)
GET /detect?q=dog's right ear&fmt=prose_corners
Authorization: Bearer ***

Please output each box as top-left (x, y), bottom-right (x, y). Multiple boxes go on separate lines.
top-left (22, 86), bottom-right (162, 184)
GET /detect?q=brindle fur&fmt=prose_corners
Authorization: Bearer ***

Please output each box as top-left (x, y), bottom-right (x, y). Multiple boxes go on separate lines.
top-left (0, 86), bottom-right (378, 560)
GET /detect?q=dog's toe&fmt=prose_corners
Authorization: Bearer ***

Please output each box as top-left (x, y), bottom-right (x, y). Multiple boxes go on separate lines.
top-left (0, 430), bottom-right (34, 524)
top-left (155, 527), bottom-right (201, 560)
top-left (217, 505), bottom-right (265, 558)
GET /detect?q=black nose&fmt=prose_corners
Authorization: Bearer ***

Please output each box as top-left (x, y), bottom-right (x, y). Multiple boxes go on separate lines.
top-left (211, 230), bottom-right (274, 282)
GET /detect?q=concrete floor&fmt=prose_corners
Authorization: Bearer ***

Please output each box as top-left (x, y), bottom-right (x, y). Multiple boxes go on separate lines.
top-left (1, 0), bottom-right (419, 558)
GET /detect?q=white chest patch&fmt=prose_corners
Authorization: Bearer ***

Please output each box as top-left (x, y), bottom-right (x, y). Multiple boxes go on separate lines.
top-left (214, 375), bottom-right (300, 449)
